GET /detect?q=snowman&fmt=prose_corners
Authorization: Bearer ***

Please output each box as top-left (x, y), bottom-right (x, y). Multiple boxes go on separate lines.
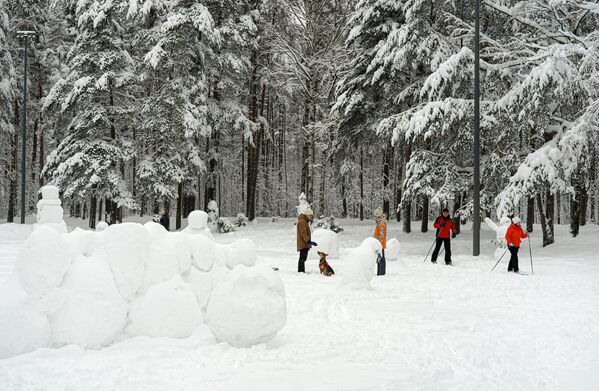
top-left (36, 186), bottom-right (68, 233)
top-left (484, 216), bottom-right (511, 260)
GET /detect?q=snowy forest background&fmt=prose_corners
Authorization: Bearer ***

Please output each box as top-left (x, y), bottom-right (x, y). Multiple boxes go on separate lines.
top-left (0, 0), bottom-right (598, 246)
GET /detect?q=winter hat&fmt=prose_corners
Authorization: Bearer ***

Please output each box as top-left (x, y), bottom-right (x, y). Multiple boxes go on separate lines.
top-left (304, 208), bottom-right (314, 216)
top-left (374, 207), bottom-right (384, 217)
top-left (442, 208), bottom-right (449, 213)
top-left (512, 216), bottom-right (521, 224)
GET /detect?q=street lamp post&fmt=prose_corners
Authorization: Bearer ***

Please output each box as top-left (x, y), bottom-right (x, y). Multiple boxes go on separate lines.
top-left (16, 30), bottom-right (36, 224)
top-left (473, 1), bottom-right (481, 256)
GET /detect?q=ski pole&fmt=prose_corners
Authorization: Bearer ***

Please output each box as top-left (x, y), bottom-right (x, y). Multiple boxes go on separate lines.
top-left (491, 247), bottom-right (509, 271)
top-left (528, 235), bottom-right (533, 275)
top-left (423, 238), bottom-right (437, 263)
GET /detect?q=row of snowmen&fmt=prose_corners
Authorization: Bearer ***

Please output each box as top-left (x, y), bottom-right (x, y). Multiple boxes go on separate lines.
top-left (0, 187), bottom-right (286, 359)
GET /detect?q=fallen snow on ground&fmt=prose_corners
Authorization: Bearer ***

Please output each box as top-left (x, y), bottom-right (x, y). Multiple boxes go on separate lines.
top-left (1, 218), bottom-right (598, 390)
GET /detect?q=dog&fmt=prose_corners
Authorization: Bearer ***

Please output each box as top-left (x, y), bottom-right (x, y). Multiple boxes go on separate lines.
top-left (318, 251), bottom-right (335, 276)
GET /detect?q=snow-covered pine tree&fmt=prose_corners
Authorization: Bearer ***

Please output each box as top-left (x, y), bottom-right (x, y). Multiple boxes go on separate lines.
top-left (42, 0), bottom-right (136, 228)
top-left (493, 0), bottom-right (599, 243)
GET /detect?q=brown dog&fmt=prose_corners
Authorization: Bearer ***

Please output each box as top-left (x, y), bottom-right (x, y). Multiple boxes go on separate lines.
top-left (318, 252), bottom-right (335, 276)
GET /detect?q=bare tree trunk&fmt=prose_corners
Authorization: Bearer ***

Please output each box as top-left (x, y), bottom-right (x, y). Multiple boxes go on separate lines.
top-left (420, 195), bottom-right (428, 232)
top-left (359, 147), bottom-right (364, 221)
top-left (382, 142), bottom-right (392, 216)
top-left (402, 144), bottom-right (412, 233)
top-left (570, 180), bottom-right (582, 237)
top-left (246, 76), bottom-right (266, 221)
top-left (341, 180), bottom-right (347, 218)
top-left (452, 195), bottom-right (461, 234)
top-left (536, 191), bottom-right (554, 247)
top-left (580, 187), bottom-right (588, 226)
top-left (89, 196), bottom-right (97, 229)
top-left (176, 182), bottom-right (182, 230)
top-left (526, 196), bottom-right (534, 232)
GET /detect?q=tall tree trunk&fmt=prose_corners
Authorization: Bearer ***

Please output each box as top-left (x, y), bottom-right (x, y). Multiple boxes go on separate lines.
top-left (556, 190), bottom-right (561, 224)
top-left (98, 199), bottom-right (103, 223)
top-left (402, 144), bottom-right (412, 233)
top-left (570, 180), bottom-right (582, 237)
top-left (536, 191), bottom-right (554, 247)
top-left (420, 195), bottom-right (428, 233)
top-left (452, 195), bottom-right (461, 234)
top-left (176, 182), bottom-right (182, 230)
top-left (246, 78), bottom-right (266, 221)
top-left (359, 147), bottom-right (364, 221)
top-left (580, 187), bottom-right (588, 226)
top-left (526, 196), bottom-right (534, 232)
top-left (382, 142), bottom-right (392, 217)
top-left (341, 180), bottom-right (347, 218)
top-left (7, 100), bottom-right (19, 223)
top-left (89, 196), bottom-right (97, 229)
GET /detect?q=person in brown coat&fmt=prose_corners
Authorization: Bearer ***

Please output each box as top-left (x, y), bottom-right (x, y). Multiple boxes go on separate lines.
top-left (297, 208), bottom-right (316, 273)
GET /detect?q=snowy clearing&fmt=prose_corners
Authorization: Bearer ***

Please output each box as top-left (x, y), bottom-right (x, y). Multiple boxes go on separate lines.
top-left (1, 219), bottom-right (598, 391)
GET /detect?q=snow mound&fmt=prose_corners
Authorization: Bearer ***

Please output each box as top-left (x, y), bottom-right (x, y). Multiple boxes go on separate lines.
top-left (95, 221), bottom-right (108, 231)
top-left (190, 234), bottom-right (216, 272)
top-left (0, 223), bottom-right (34, 241)
top-left (339, 237), bottom-right (382, 289)
top-left (49, 251), bottom-right (127, 348)
top-left (185, 267), bottom-right (214, 310)
top-left (224, 239), bottom-right (257, 269)
top-left (0, 277), bottom-right (51, 359)
top-left (386, 238), bottom-right (400, 261)
top-left (128, 276), bottom-right (202, 338)
top-left (183, 210), bottom-right (214, 238)
top-left (311, 229), bottom-right (339, 258)
top-left (99, 223), bottom-right (149, 300)
top-left (14, 226), bottom-right (71, 297)
top-left (142, 222), bottom-right (180, 289)
top-left (62, 227), bottom-right (96, 260)
top-left (206, 265), bottom-right (286, 347)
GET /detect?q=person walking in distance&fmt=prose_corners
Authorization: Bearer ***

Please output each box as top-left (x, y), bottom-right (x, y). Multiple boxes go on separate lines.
top-left (505, 216), bottom-right (528, 273)
top-left (296, 208), bottom-right (317, 273)
top-left (373, 207), bottom-right (387, 275)
top-left (159, 208), bottom-right (170, 231)
top-left (431, 208), bottom-right (457, 265)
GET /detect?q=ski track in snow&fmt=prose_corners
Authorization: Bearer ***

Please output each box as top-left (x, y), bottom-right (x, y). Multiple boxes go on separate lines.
top-left (1, 219), bottom-right (598, 391)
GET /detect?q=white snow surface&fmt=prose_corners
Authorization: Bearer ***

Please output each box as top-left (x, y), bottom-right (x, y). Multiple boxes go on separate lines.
top-left (205, 265), bottom-right (286, 347)
top-left (1, 218), bottom-right (599, 390)
top-left (127, 276), bottom-right (202, 338)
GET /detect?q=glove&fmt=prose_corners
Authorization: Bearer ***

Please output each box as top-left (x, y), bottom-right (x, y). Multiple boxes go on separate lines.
top-left (526, 227), bottom-right (533, 233)
top-left (451, 233), bottom-right (457, 239)
top-left (508, 242), bottom-right (514, 247)
top-left (308, 241), bottom-right (318, 247)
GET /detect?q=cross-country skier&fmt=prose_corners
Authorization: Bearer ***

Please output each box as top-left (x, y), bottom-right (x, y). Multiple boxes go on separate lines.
top-left (373, 207), bottom-right (387, 275)
top-left (431, 208), bottom-right (457, 265)
top-left (297, 208), bottom-right (316, 273)
top-left (505, 216), bottom-right (528, 273)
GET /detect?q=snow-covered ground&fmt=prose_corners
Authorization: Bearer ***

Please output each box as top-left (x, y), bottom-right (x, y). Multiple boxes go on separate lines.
top-left (1, 218), bottom-right (598, 390)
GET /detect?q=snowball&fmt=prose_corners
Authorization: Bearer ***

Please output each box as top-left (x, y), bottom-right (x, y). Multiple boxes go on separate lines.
top-left (98, 223), bottom-right (149, 300)
top-left (142, 222), bottom-right (180, 289)
top-left (205, 265), bottom-right (286, 347)
top-left (386, 238), bottom-right (400, 261)
top-left (311, 229), bottom-right (339, 258)
top-left (224, 239), bottom-right (257, 269)
top-left (183, 210), bottom-right (214, 238)
top-left (184, 267), bottom-right (214, 310)
top-left (49, 251), bottom-right (127, 348)
top-left (189, 234), bottom-right (216, 272)
top-left (96, 221), bottom-right (108, 231)
top-left (0, 276), bottom-right (51, 359)
top-left (14, 226), bottom-right (71, 297)
top-left (41, 186), bottom-right (60, 200)
top-left (339, 237), bottom-right (382, 290)
top-left (127, 276), bottom-right (202, 338)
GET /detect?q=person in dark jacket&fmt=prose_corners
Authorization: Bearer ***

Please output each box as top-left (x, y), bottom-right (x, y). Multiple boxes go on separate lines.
top-left (431, 208), bottom-right (457, 265)
top-left (505, 216), bottom-right (528, 273)
top-left (296, 208), bottom-right (316, 273)
top-left (159, 208), bottom-right (170, 231)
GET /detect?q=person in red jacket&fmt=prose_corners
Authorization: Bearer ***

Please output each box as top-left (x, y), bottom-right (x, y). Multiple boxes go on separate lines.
top-left (505, 216), bottom-right (528, 273)
top-left (431, 208), bottom-right (457, 265)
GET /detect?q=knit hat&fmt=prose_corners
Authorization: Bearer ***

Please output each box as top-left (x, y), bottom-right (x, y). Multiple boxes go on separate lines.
top-left (374, 207), bottom-right (384, 217)
top-left (304, 208), bottom-right (314, 216)
top-left (512, 216), bottom-right (521, 224)
top-left (442, 208), bottom-right (449, 213)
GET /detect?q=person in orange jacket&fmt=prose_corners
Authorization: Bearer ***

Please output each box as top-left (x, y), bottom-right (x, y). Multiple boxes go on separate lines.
top-left (431, 208), bottom-right (457, 265)
top-left (373, 207), bottom-right (387, 275)
top-left (505, 216), bottom-right (528, 273)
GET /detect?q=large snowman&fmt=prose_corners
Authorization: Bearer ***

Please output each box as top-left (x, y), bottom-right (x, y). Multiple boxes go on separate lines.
top-left (36, 186), bottom-right (68, 233)
top-left (484, 216), bottom-right (511, 260)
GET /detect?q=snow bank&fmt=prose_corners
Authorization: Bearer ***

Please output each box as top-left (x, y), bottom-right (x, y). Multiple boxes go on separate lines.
top-left (311, 229), bottom-right (339, 258)
top-left (0, 223), bottom-right (33, 241)
top-left (49, 251), bottom-right (127, 348)
top-left (0, 277), bottom-right (51, 359)
top-left (99, 223), bottom-right (149, 300)
top-left (206, 265), bottom-right (286, 347)
top-left (185, 267), bottom-right (214, 310)
top-left (339, 237), bottom-right (382, 289)
top-left (14, 226), bottom-right (71, 297)
top-left (62, 227), bottom-right (96, 260)
top-left (386, 238), bottom-right (400, 261)
top-left (142, 222), bottom-right (180, 289)
top-left (223, 239), bottom-right (257, 269)
top-left (128, 276), bottom-right (202, 338)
